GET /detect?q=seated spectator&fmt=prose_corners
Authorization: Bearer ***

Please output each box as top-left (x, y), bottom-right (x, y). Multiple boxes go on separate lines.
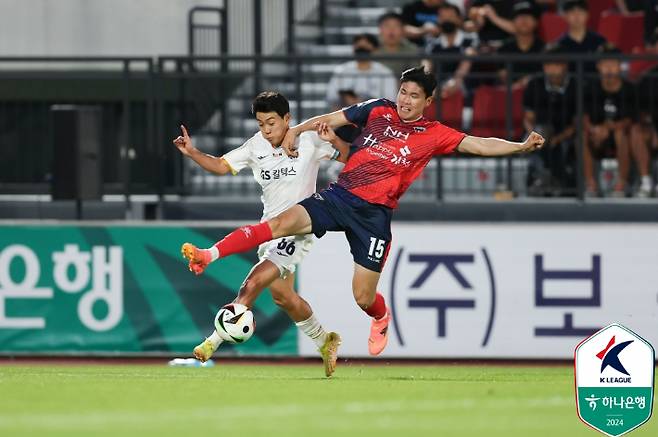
top-left (558, 0), bottom-right (607, 71)
top-left (401, 0), bottom-right (443, 46)
top-left (326, 34), bottom-right (398, 143)
top-left (374, 12), bottom-right (420, 78)
top-left (615, 0), bottom-right (658, 44)
top-left (616, 0), bottom-right (647, 13)
top-left (424, 3), bottom-right (478, 98)
top-left (325, 33), bottom-right (398, 109)
top-left (523, 44), bottom-right (576, 195)
top-left (630, 31), bottom-right (658, 196)
top-left (498, 2), bottom-right (546, 89)
top-left (583, 44), bottom-right (642, 197)
top-left (467, 0), bottom-right (516, 49)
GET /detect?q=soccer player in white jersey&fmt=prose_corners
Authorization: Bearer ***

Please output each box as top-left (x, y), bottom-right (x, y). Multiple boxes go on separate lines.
top-left (173, 92), bottom-right (349, 376)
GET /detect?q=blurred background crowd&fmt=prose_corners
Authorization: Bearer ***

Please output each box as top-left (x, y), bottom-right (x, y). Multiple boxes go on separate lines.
top-left (325, 0), bottom-right (658, 198)
top-left (2, 0), bottom-right (657, 222)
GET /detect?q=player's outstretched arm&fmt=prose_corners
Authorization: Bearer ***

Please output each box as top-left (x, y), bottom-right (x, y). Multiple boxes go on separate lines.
top-left (457, 131), bottom-right (545, 156)
top-left (173, 125), bottom-right (232, 175)
top-left (282, 110), bottom-right (350, 157)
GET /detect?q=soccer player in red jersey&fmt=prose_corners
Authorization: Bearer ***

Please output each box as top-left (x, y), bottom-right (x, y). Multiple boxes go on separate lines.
top-left (182, 66), bottom-right (544, 355)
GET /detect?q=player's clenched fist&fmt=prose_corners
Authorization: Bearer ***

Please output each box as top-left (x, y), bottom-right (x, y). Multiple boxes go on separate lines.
top-left (173, 124), bottom-right (195, 157)
top-left (521, 131), bottom-right (545, 153)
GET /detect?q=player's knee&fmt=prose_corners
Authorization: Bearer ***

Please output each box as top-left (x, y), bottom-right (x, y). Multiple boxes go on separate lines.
top-left (268, 217), bottom-right (282, 238)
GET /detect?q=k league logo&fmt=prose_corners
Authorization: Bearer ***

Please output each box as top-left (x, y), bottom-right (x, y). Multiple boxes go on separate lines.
top-left (597, 336), bottom-right (633, 381)
top-left (575, 323), bottom-right (655, 436)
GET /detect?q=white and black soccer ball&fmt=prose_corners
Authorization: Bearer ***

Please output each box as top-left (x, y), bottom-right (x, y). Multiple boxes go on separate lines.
top-left (214, 303), bottom-right (255, 344)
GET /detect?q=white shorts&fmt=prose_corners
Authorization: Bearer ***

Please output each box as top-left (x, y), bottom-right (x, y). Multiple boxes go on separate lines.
top-left (258, 234), bottom-right (314, 278)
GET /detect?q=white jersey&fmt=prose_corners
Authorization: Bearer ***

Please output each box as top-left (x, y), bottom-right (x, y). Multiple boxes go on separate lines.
top-left (222, 131), bottom-right (339, 221)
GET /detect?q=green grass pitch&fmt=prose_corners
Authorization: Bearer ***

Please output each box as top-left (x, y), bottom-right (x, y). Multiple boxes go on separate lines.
top-left (0, 363), bottom-right (655, 436)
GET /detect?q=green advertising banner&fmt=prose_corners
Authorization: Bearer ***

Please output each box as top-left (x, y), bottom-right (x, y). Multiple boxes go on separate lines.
top-left (0, 225), bottom-right (297, 355)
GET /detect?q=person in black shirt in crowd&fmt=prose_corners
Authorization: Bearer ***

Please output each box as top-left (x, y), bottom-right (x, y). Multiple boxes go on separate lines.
top-left (498, 2), bottom-right (545, 89)
top-left (401, 0), bottom-right (443, 46)
top-left (558, 0), bottom-right (607, 71)
top-left (424, 3), bottom-right (479, 98)
top-left (584, 44), bottom-right (640, 197)
top-left (465, 1), bottom-right (525, 94)
top-left (615, 0), bottom-right (658, 44)
top-left (524, 44), bottom-right (576, 195)
top-left (467, 0), bottom-right (516, 49)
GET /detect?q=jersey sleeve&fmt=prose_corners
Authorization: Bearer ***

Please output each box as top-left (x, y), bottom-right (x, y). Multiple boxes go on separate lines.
top-left (432, 123), bottom-right (467, 156)
top-left (342, 98), bottom-right (387, 129)
top-left (303, 131), bottom-right (340, 161)
top-left (221, 137), bottom-right (253, 175)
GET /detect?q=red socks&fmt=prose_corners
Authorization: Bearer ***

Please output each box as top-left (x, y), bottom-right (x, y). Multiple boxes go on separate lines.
top-left (214, 222), bottom-right (273, 258)
top-left (364, 292), bottom-right (387, 320)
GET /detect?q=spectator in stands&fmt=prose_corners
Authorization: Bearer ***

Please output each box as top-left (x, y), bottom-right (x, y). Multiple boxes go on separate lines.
top-left (423, 3), bottom-right (478, 98)
top-left (615, 0), bottom-right (658, 44)
top-left (583, 44), bottom-right (641, 197)
top-left (374, 12), bottom-right (420, 78)
top-left (401, 0), bottom-right (443, 46)
top-left (558, 0), bottom-right (607, 71)
top-left (325, 33), bottom-right (398, 109)
top-left (466, 0), bottom-right (516, 49)
top-left (630, 31), bottom-right (658, 196)
top-left (523, 44), bottom-right (576, 195)
top-left (616, 0), bottom-right (648, 13)
top-left (498, 2), bottom-right (545, 89)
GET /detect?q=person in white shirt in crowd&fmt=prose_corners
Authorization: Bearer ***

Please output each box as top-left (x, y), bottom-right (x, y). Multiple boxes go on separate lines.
top-left (325, 33), bottom-right (399, 110)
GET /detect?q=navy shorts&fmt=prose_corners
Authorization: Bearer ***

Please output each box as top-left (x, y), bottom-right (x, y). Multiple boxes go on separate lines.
top-left (298, 184), bottom-right (393, 272)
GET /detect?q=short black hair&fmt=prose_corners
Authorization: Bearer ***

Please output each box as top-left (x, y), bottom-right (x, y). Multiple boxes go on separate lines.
top-left (251, 91), bottom-right (290, 118)
top-left (439, 3), bottom-right (462, 18)
top-left (563, 0), bottom-right (588, 12)
top-left (352, 33), bottom-right (379, 48)
top-left (400, 66), bottom-right (437, 98)
top-left (377, 11), bottom-right (404, 26)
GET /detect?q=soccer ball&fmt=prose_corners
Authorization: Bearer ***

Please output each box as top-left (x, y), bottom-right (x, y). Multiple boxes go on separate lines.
top-left (214, 303), bottom-right (255, 343)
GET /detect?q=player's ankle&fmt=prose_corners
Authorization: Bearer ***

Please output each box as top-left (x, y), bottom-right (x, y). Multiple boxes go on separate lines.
top-left (207, 246), bottom-right (220, 262)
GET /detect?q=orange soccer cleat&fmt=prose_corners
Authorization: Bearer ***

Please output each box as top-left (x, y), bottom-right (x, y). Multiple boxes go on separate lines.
top-left (368, 308), bottom-right (391, 356)
top-left (181, 242), bottom-right (212, 275)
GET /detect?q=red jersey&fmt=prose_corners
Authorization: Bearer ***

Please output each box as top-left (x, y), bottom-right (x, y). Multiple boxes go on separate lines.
top-left (338, 98), bottom-right (466, 209)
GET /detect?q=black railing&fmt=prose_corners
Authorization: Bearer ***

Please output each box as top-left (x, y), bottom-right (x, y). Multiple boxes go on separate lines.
top-left (0, 58), bottom-right (155, 203)
top-left (1, 53), bottom-right (657, 206)
top-left (188, 6), bottom-right (229, 62)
